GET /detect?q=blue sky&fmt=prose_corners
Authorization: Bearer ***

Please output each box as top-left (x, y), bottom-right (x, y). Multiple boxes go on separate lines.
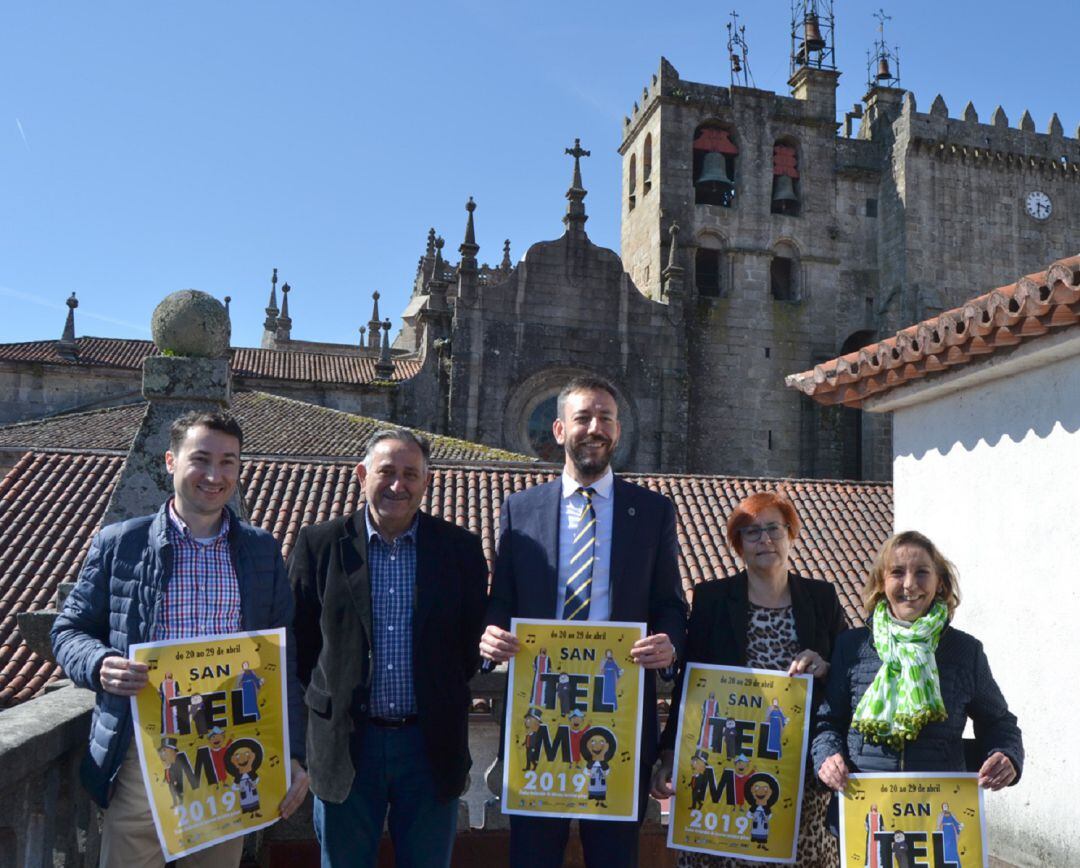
top-left (3, 1), bottom-right (1077, 349)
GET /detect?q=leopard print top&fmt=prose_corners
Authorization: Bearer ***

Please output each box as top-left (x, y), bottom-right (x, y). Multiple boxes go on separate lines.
top-left (745, 604), bottom-right (801, 670)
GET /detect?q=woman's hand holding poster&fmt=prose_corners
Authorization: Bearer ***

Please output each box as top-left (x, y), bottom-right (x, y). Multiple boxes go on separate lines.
top-left (502, 618), bottom-right (645, 821)
top-left (840, 774), bottom-right (986, 868)
top-left (668, 663), bottom-right (811, 863)
top-left (129, 628), bottom-right (290, 860)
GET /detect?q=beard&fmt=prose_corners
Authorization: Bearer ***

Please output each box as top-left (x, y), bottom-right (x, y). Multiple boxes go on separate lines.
top-left (567, 435), bottom-right (615, 476)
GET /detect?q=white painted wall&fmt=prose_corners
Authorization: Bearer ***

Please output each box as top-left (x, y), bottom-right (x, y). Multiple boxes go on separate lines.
top-left (889, 347), bottom-right (1080, 866)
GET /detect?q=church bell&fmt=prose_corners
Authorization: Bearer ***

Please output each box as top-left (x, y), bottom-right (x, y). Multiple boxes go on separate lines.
top-left (876, 56), bottom-right (893, 80)
top-left (772, 175), bottom-right (799, 205)
top-left (803, 13), bottom-right (826, 53)
top-left (696, 152), bottom-right (734, 186)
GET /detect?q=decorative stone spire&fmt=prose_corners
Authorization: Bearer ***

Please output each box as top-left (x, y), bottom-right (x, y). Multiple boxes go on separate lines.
top-left (375, 318), bottom-right (394, 379)
top-left (662, 221), bottom-right (685, 319)
top-left (359, 325), bottom-right (366, 348)
top-left (1019, 110), bottom-right (1034, 132)
top-left (57, 292), bottom-right (79, 359)
top-left (563, 138), bottom-right (590, 235)
top-left (457, 198), bottom-right (479, 302)
top-left (426, 227), bottom-right (436, 258)
top-left (1048, 113), bottom-right (1063, 136)
top-left (263, 268), bottom-right (279, 332)
top-left (991, 105), bottom-right (1008, 128)
top-left (224, 296), bottom-right (231, 319)
top-left (427, 236), bottom-right (450, 310)
top-left (929, 94), bottom-right (948, 119)
top-left (963, 101), bottom-right (978, 123)
top-left (367, 291), bottom-right (382, 351)
top-left (276, 282), bottom-right (292, 341)
top-left (501, 239), bottom-right (512, 272)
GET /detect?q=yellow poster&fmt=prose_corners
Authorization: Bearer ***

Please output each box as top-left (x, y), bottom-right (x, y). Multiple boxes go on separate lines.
top-left (667, 663), bottom-right (812, 863)
top-left (502, 618), bottom-right (645, 821)
top-left (129, 628), bottom-right (291, 860)
top-left (840, 773), bottom-right (986, 868)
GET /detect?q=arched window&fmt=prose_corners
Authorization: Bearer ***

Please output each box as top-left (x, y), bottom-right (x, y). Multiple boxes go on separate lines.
top-left (643, 133), bottom-right (653, 194)
top-left (692, 124), bottom-right (738, 207)
top-left (771, 139), bottom-right (801, 216)
top-left (628, 153), bottom-right (637, 211)
top-left (770, 241), bottom-right (800, 301)
top-left (694, 234), bottom-right (726, 298)
top-left (836, 330), bottom-right (876, 479)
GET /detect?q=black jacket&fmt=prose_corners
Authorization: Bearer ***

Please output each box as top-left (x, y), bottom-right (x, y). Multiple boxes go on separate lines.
top-left (811, 625), bottom-right (1024, 782)
top-left (660, 571), bottom-right (847, 752)
top-left (290, 510), bottom-right (488, 802)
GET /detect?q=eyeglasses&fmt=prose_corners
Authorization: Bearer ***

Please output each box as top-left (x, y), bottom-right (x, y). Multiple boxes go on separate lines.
top-left (740, 523), bottom-right (790, 543)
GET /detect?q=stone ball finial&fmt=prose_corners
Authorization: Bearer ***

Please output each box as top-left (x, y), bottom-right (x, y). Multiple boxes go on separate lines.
top-left (151, 290), bottom-right (231, 358)
top-left (67, 291), bottom-right (79, 310)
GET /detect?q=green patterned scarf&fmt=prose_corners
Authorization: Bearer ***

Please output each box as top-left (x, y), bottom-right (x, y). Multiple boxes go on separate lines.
top-left (852, 600), bottom-right (949, 747)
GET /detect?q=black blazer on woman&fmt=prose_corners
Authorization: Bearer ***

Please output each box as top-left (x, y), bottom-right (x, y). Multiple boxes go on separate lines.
top-left (660, 571), bottom-right (847, 751)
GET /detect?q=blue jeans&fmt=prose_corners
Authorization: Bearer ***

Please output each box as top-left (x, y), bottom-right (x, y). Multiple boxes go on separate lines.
top-left (312, 722), bottom-right (458, 868)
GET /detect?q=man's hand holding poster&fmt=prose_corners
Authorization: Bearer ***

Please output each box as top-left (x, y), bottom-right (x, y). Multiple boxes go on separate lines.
top-left (129, 628), bottom-right (290, 860)
top-left (840, 774), bottom-right (986, 868)
top-left (502, 618), bottom-right (645, 820)
top-left (667, 663), bottom-right (811, 863)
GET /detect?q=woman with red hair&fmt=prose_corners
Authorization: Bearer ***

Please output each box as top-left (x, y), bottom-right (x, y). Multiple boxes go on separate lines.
top-left (651, 490), bottom-right (845, 867)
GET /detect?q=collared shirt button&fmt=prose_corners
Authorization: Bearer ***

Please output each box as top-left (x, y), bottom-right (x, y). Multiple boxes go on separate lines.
top-left (387, 663), bottom-right (394, 670)
top-left (389, 702), bottom-right (395, 708)
top-left (389, 588), bottom-right (394, 594)
top-left (388, 625), bottom-right (394, 632)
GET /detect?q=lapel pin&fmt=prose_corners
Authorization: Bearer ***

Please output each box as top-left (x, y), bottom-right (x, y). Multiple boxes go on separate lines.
top-left (628, 507), bottom-right (636, 517)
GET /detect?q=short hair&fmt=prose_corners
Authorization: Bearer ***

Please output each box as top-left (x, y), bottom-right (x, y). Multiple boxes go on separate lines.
top-left (725, 491), bottom-right (801, 558)
top-left (862, 530), bottom-right (961, 619)
top-left (362, 428), bottom-right (431, 470)
top-left (556, 376), bottom-right (620, 418)
top-left (169, 410), bottom-right (244, 453)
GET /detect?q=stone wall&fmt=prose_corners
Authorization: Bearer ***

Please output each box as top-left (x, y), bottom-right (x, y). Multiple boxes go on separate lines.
top-left (0, 362), bottom-right (141, 425)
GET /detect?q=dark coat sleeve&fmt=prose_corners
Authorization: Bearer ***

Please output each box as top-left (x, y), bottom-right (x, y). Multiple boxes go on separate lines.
top-left (659, 581), bottom-right (717, 752)
top-left (288, 525), bottom-right (323, 690)
top-left (257, 532), bottom-right (306, 763)
top-left (457, 529), bottom-right (489, 680)
top-left (649, 496), bottom-right (689, 659)
top-left (811, 628), bottom-right (860, 776)
top-left (968, 640), bottom-right (1024, 784)
top-left (51, 530), bottom-right (120, 691)
top-left (485, 495), bottom-right (516, 631)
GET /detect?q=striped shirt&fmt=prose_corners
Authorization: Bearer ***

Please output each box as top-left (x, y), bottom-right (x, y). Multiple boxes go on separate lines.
top-left (366, 508), bottom-right (418, 718)
top-left (156, 501), bottom-right (242, 640)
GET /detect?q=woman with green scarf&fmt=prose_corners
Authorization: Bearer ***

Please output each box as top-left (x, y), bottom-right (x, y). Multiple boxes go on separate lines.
top-left (812, 531), bottom-right (1022, 799)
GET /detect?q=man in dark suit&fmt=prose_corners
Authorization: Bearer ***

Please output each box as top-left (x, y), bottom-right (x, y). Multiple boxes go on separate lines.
top-left (480, 376), bottom-right (688, 868)
top-left (290, 429), bottom-right (487, 867)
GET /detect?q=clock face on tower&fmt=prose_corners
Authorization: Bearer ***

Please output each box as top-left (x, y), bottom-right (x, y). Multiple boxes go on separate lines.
top-left (1025, 191), bottom-right (1052, 221)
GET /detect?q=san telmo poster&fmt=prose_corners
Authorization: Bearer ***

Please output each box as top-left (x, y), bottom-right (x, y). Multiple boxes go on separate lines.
top-left (502, 618), bottom-right (645, 821)
top-left (667, 663), bottom-right (812, 863)
top-left (840, 773), bottom-right (986, 868)
top-left (129, 628), bottom-right (291, 860)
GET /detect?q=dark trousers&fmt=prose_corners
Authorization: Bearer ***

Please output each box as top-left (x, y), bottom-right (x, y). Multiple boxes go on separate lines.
top-left (312, 721), bottom-right (458, 868)
top-left (508, 766), bottom-right (651, 868)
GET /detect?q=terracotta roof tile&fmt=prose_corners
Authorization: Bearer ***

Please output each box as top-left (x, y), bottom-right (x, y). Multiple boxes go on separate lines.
top-left (0, 337), bottom-right (420, 384)
top-left (0, 452), bottom-right (891, 706)
top-left (785, 255), bottom-right (1080, 406)
top-left (0, 391), bottom-right (533, 463)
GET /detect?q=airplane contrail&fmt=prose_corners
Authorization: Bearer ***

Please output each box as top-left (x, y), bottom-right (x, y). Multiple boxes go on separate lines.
top-left (0, 285), bottom-right (151, 335)
top-left (15, 118), bottom-right (29, 152)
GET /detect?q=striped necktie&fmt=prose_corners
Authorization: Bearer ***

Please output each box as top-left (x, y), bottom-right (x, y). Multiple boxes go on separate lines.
top-left (563, 487), bottom-right (596, 621)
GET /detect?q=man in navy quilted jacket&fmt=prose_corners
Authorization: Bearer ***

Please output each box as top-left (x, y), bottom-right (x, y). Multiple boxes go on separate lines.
top-left (52, 410), bottom-right (309, 868)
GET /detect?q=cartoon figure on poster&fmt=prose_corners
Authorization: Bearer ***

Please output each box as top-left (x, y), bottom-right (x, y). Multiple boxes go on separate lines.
top-left (502, 619), bottom-right (645, 821)
top-left (865, 803), bottom-right (887, 868)
top-left (698, 691), bottom-right (720, 750)
top-left (666, 662), bottom-right (812, 861)
top-left (531, 648), bottom-right (551, 705)
top-left (129, 629), bottom-right (291, 860)
top-left (597, 649), bottom-right (623, 711)
top-left (937, 803), bottom-right (963, 866)
top-left (766, 698), bottom-right (788, 759)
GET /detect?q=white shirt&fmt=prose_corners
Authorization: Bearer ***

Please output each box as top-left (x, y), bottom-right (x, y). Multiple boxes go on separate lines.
top-left (555, 467), bottom-right (614, 621)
